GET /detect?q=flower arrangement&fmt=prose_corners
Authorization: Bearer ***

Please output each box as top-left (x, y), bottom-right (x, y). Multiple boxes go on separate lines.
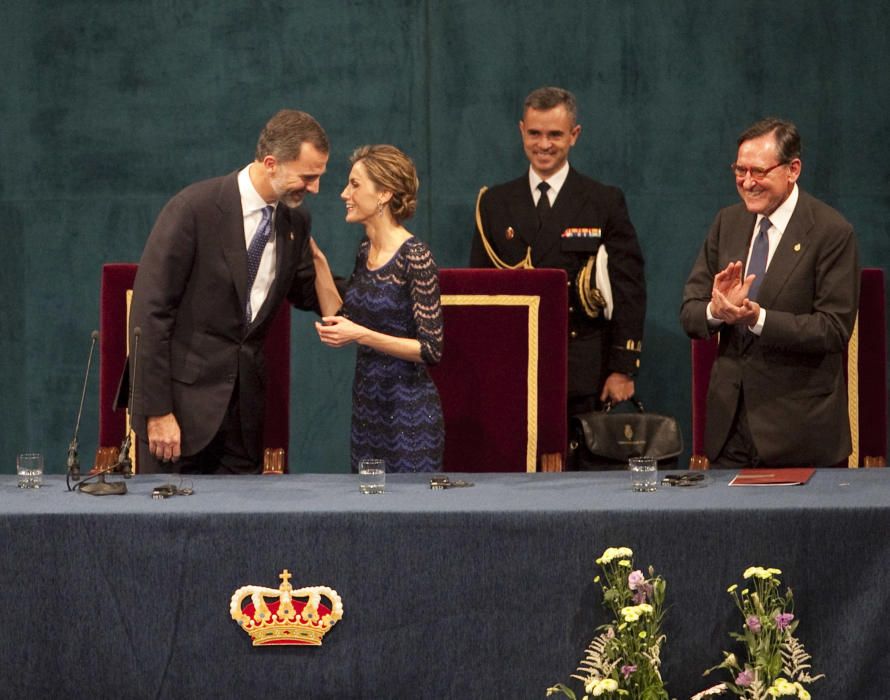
top-left (693, 566), bottom-right (823, 700)
top-left (547, 546), bottom-right (669, 700)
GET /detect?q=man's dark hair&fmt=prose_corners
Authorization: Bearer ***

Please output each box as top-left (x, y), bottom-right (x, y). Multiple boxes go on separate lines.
top-left (256, 109), bottom-right (329, 162)
top-left (523, 86), bottom-right (578, 123)
top-left (738, 117), bottom-right (801, 162)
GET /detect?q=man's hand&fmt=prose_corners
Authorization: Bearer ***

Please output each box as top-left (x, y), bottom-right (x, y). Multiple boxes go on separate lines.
top-left (600, 372), bottom-right (635, 404)
top-left (711, 286), bottom-right (761, 327)
top-left (713, 261), bottom-right (755, 307)
top-left (147, 413), bottom-right (181, 462)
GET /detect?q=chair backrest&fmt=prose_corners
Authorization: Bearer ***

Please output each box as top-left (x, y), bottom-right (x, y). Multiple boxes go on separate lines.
top-left (690, 267), bottom-right (887, 468)
top-left (429, 268), bottom-right (568, 472)
top-left (97, 263), bottom-right (291, 472)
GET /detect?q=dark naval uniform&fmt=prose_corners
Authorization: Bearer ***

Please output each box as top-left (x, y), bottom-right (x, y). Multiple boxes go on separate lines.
top-left (469, 166), bottom-right (646, 413)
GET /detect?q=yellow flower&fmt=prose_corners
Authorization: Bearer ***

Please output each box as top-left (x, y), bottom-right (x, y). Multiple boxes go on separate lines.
top-left (639, 630), bottom-right (647, 638)
top-left (620, 603), bottom-right (653, 622)
top-left (744, 565), bottom-right (781, 580)
top-left (727, 584), bottom-right (738, 593)
top-left (590, 678), bottom-right (619, 696)
top-left (619, 559), bottom-right (631, 567)
top-left (598, 546), bottom-right (634, 564)
top-left (766, 678), bottom-right (797, 697)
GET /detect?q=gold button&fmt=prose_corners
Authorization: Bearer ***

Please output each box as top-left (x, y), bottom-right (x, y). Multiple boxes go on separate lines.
top-left (570, 331), bottom-right (578, 339)
top-left (569, 306), bottom-right (574, 313)
top-left (505, 226), bottom-right (515, 240)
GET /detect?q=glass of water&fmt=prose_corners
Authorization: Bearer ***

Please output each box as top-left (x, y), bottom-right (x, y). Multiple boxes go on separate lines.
top-left (358, 458), bottom-right (385, 494)
top-left (17, 452), bottom-right (44, 489)
top-left (629, 456), bottom-right (657, 492)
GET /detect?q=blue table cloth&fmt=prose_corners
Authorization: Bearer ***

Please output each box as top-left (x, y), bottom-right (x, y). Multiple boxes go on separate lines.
top-left (1, 470), bottom-right (888, 698)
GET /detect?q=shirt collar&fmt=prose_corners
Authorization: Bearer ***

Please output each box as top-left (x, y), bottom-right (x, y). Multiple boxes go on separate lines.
top-left (528, 161), bottom-right (570, 198)
top-left (759, 183), bottom-right (799, 233)
top-left (238, 163), bottom-right (275, 216)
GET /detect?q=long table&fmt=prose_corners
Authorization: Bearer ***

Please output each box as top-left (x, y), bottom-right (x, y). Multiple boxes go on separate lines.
top-left (2, 470), bottom-right (888, 698)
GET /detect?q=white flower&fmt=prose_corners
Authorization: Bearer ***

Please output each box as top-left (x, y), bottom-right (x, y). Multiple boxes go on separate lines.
top-left (691, 684), bottom-right (727, 699)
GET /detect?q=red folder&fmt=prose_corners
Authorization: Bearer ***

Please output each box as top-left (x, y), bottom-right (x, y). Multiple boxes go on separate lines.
top-left (728, 467), bottom-right (816, 486)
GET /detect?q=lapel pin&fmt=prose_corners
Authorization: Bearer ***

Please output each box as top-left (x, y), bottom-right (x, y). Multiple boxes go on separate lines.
top-left (793, 243), bottom-right (801, 252)
top-left (505, 226), bottom-right (515, 240)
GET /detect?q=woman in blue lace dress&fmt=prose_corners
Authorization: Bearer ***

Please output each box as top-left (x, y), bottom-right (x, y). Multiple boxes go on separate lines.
top-left (311, 145), bottom-right (444, 473)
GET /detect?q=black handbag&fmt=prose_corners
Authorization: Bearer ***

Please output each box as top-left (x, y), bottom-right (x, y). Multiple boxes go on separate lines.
top-left (569, 398), bottom-right (683, 470)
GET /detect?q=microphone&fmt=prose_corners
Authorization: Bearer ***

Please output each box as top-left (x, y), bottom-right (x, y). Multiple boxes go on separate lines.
top-left (66, 330), bottom-right (99, 482)
top-left (78, 326), bottom-right (140, 496)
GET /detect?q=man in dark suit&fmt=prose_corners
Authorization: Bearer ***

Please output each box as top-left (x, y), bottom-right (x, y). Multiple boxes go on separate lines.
top-left (470, 86), bottom-right (646, 444)
top-left (681, 118), bottom-right (859, 468)
top-left (129, 109), bottom-right (329, 474)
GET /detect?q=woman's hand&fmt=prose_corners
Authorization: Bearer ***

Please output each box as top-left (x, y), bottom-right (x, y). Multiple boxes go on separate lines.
top-left (315, 316), bottom-right (365, 347)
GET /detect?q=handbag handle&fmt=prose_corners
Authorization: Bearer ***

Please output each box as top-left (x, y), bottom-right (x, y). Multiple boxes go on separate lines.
top-left (602, 397), bottom-right (645, 414)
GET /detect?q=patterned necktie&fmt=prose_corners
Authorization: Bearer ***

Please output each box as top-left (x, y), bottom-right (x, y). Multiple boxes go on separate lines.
top-left (245, 205), bottom-right (273, 322)
top-left (746, 217), bottom-right (771, 302)
top-left (536, 181), bottom-right (551, 224)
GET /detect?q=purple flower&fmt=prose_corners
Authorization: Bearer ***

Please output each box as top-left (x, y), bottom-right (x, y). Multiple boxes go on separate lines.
top-left (735, 669), bottom-right (754, 687)
top-left (632, 585), bottom-right (651, 604)
top-left (746, 615), bottom-right (762, 633)
top-left (628, 570), bottom-right (645, 590)
top-left (621, 664), bottom-right (637, 679)
top-left (775, 612), bottom-right (795, 630)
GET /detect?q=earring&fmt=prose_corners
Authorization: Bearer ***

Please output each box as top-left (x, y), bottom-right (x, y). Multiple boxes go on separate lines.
top-left (376, 201), bottom-right (385, 216)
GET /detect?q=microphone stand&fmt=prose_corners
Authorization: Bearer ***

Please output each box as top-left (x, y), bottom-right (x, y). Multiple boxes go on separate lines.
top-left (66, 330), bottom-right (99, 482)
top-left (77, 326), bottom-right (140, 496)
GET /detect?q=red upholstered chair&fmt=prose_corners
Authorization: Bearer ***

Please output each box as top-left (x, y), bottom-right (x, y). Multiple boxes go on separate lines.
top-left (689, 267), bottom-right (888, 469)
top-left (96, 263), bottom-right (291, 473)
top-left (429, 268), bottom-right (568, 472)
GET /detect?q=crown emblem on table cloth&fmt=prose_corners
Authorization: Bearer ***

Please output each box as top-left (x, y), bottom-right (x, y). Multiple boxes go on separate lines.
top-left (230, 569), bottom-right (343, 646)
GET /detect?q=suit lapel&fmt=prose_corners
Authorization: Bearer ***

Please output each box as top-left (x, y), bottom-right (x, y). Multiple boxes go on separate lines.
top-left (504, 179), bottom-right (538, 248)
top-left (218, 174), bottom-right (250, 313)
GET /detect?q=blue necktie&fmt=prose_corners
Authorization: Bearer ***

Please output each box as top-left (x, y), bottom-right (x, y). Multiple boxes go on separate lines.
top-left (245, 205), bottom-right (273, 322)
top-left (746, 217), bottom-right (771, 302)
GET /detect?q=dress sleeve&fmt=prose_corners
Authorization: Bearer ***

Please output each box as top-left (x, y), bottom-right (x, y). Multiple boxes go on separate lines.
top-left (406, 241), bottom-right (444, 365)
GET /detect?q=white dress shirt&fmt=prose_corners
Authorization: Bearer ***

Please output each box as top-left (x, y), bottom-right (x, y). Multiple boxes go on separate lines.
top-left (528, 160), bottom-right (570, 206)
top-left (238, 164), bottom-right (277, 322)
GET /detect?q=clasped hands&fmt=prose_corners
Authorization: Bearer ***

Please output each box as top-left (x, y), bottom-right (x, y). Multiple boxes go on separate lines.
top-left (315, 316), bottom-right (363, 347)
top-left (710, 261), bottom-right (761, 327)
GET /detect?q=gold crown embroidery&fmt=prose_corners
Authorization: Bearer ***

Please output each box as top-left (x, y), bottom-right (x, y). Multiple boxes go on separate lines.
top-left (230, 569), bottom-right (343, 646)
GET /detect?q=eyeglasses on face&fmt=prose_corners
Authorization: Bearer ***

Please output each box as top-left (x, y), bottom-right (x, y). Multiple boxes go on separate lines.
top-left (730, 162), bottom-right (788, 180)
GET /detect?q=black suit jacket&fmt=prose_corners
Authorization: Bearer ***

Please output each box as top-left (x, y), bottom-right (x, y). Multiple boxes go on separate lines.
top-left (129, 172), bottom-right (319, 459)
top-left (681, 189), bottom-right (859, 466)
top-left (470, 167), bottom-right (646, 400)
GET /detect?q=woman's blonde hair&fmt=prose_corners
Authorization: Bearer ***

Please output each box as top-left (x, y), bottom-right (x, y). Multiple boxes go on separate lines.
top-left (350, 144), bottom-right (419, 222)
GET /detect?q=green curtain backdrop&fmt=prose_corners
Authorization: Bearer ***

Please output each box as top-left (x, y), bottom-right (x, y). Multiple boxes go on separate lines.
top-left (2, 0), bottom-right (887, 473)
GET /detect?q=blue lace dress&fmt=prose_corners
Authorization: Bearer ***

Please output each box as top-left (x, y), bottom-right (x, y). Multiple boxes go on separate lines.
top-left (342, 236), bottom-right (444, 473)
